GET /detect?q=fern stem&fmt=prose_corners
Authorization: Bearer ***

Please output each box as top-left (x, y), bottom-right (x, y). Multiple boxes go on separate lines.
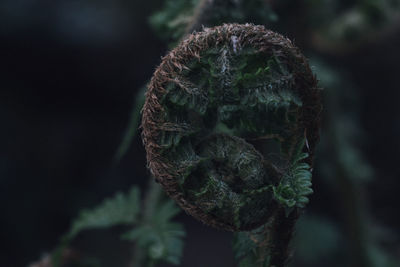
top-left (268, 209), bottom-right (299, 266)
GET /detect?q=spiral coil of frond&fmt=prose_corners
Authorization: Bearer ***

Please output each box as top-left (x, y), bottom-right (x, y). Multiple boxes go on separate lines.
top-left (141, 23), bottom-right (321, 231)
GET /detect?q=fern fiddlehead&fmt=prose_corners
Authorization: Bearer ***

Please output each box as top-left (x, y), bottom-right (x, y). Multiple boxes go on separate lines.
top-left (141, 24), bottom-right (321, 232)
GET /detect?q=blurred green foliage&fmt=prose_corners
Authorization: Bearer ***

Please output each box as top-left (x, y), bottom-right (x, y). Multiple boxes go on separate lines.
top-left (68, 187), bottom-right (141, 240)
top-left (52, 186), bottom-right (184, 267)
top-left (149, 0), bottom-right (277, 45)
top-left (121, 200), bottom-right (185, 266)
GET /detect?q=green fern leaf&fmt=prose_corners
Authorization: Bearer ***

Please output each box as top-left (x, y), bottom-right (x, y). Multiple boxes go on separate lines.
top-left (122, 199), bottom-right (185, 266)
top-left (67, 186), bottom-right (141, 240)
top-left (52, 187), bottom-right (141, 267)
top-left (273, 140), bottom-right (313, 213)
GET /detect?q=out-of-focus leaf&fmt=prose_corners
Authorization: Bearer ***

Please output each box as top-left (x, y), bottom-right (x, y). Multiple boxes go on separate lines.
top-left (311, 58), bottom-right (373, 184)
top-left (122, 199), bottom-right (185, 266)
top-left (52, 187), bottom-right (141, 267)
top-left (114, 86), bottom-right (146, 162)
top-left (67, 186), bottom-right (141, 240)
top-left (149, 0), bottom-right (278, 45)
top-left (369, 245), bottom-right (399, 267)
top-left (293, 215), bottom-right (342, 264)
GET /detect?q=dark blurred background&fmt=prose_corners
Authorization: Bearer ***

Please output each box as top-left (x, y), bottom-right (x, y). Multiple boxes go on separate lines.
top-left (1, 0), bottom-right (399, 266)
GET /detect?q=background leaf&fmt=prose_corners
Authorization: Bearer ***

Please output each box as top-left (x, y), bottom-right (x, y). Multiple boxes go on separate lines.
top-left (67, 186), bottom-right (141, 240)
top-left (122, 199), bottom-right (185, 266)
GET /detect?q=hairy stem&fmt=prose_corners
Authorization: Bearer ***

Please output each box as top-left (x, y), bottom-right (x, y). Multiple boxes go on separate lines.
top-left (268, 209), bottom-right (299, 266)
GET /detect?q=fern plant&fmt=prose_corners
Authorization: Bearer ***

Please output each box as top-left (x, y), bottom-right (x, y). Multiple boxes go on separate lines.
top-left (46, 4), bottom-right (322, 267)
top-left (141, 23), bottom-right (321, 266)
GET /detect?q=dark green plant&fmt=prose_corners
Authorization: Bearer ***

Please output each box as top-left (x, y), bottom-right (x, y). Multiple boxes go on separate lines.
top-left (141, 23), bottom-right (321, 265)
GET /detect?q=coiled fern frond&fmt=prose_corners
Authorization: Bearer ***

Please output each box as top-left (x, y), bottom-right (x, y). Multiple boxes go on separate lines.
top-left (141, 24), bottom-right (321, 231)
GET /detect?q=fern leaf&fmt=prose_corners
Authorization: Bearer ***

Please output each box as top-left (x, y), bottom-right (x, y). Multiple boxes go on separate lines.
top-left (122, 199), bottom-right (185, 266)
top-left (273, 140), bottom-right (313, 213)
top-left (67, 186), bottom-right (141, 240)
